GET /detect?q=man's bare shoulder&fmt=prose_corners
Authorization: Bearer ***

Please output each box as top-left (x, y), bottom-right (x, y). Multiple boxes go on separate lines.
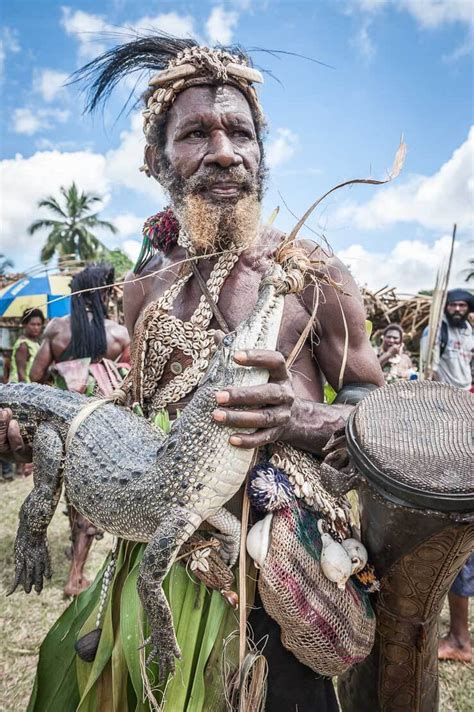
top-left (297, 238), bottom-right (363, 305)
top-left (43, 316), bottom-right (70, 337)
top-left (105, 319), bottom-right (130, 339)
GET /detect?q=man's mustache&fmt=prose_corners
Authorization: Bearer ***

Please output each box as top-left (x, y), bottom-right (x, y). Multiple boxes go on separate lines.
top-left (184, 165), bottom-right (257, 194)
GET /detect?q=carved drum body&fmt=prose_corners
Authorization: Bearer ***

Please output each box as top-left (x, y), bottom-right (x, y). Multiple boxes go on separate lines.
top-left (335, 381), bottom-right (474, 712)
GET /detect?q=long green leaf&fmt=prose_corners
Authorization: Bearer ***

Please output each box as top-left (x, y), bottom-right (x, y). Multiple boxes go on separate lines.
top-left (187, 591), bottom-right (227, 711)
top-left (27, 558), bottom-right (107, 712)
top-left (163, 577), bottom-right (207, 711)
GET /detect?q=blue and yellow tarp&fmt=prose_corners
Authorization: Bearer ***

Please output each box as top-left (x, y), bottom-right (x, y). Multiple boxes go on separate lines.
top-left (0, 274), bottom-right (71, 319)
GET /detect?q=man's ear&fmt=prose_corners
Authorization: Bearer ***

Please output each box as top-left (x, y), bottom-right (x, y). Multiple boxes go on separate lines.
top-left (145, 145), bottom-right (160, 180)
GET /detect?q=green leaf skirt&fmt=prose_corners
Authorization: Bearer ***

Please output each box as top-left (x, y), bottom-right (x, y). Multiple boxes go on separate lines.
top-left (28, 540), bottom-right (244, 712)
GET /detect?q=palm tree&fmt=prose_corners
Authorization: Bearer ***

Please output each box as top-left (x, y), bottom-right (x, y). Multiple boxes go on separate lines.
top-left (0, 254), bottom-right (14, 275)
top-left (28, 183), bottom-right (117, 263)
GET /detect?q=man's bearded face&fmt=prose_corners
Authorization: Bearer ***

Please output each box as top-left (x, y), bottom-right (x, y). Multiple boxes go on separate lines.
top-left (445, 301), bottom-right (469, 327)
top-left (151, 85), bottom-right (265, 253)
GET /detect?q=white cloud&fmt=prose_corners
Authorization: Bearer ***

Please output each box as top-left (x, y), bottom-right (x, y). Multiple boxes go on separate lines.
top-left (339, 235), bottom-right (472, 292)
top-left (129, 12), bottom-right (196, 38)
top-left (352, 18), bottom-right (376, 59)
top-left (332, 126), bottom-right (474, 233)
top-left (206, 6), bottom-right (239, 45)
top-left (61, 7), bottom-right (108, 61)
top-left (113, 212), bottom-right (145, 238)
top-left (34, 68), bottom-right (69, 102)
top-left (0, 150), bottom-right (109, 267)
top-left (61, 6), bottom-right (197, 64)
top-left (0, 113), bottom-right (165, 269)
top-left (12, 107), bottom-right (71, 136)
top-left (0, 27), bottom-right (20, 82)
top-left (398, 0), bottom-right (473, 30)
top-left (105, 112), bottom-right (165, 203)
top-left (352, 0), bottom-right (473, 28)
top-left (349, 0), bottom-right (473, 59)
top-left (122, 239), bottom-right (142, 263)
top-left (266, 128), bottom-right (300, 169)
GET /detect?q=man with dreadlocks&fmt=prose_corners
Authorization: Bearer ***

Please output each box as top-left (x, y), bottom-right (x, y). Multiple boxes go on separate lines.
top-left (29, 263), bottom-right (130, 596)
top-left (1, 36), bottom-right (383, 712)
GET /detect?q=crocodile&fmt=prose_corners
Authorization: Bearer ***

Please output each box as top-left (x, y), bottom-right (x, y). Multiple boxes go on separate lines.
top-left (3, 262), bottom-right (289, 679)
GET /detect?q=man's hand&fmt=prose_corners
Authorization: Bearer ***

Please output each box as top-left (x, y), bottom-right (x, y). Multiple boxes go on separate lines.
top-left (386, 344), bottom-right (400, 358)
top-left (0, 409), bottom-right (32, 463)
top-left (212, 349), bottom-right (294, 449)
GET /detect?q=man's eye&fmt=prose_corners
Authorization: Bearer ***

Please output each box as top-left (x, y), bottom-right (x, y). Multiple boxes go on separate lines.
top-left (232, 130), bottom-right (250, 139)
top-left (186, 130), bottom-right (205, 139)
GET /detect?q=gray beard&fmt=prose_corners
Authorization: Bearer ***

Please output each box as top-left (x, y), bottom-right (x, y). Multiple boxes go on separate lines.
top-left (172, 192), bottom-right (261, 253)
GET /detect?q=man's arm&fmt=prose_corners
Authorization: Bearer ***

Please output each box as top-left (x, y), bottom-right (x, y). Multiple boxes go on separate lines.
top-left (378, 346), bottom-right (398, 368)
top-left (282, 252), bottom-right (383, 452)
top-left (212, 250), bottom-right (383, 455)
top-left (30, 321), bottom-right (56, 383)
top-left (15, 342), bottom-right (30, 382)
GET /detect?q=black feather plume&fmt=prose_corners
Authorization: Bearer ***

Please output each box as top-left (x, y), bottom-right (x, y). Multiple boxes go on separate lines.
top-left (69, 33), bottom-right (253, 114)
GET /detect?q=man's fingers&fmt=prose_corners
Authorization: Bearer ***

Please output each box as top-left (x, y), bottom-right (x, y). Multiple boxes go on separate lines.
top-left (215, 383), bottom-right (292, 408)
top-left (213, 406), bottom-right (289, 430)
top-left (0, 408), bottom-right (12, 433)
top-left (229, 426), bottom-right (283, 449)
top-left (7, 419), bottom-right (32, 462)
top-left (233, 349), bottom-right (289, 381)
top-left (8, 419), bottom-right (25, 451)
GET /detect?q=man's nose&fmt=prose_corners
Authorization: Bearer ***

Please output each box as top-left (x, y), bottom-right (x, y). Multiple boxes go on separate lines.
top-left (203, 131), bottom-right (243, 169)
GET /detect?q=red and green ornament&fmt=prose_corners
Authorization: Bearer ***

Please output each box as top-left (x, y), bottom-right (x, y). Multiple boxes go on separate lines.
top-left (133, 207), bottom-right (180, 274)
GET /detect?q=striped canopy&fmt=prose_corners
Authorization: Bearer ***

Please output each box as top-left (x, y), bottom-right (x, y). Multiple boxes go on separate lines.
top-left (0, 274), bottom-right (71, 319)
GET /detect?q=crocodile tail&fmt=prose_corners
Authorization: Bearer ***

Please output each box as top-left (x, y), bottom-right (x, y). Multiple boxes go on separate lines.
top-left (0, 381), bottom-right (84, 421)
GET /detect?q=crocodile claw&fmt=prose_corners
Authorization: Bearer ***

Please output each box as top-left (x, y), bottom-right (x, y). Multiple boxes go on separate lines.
top-left (141, 631), bottom-right (181, 682)
top-left (213, 532), bottom-right (240, 567)
top-left (8, 533), bottom-right (52, 596)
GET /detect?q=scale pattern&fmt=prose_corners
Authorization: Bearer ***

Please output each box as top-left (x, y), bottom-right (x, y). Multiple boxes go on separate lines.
top-left (1, 262), bottom-right (287, 681)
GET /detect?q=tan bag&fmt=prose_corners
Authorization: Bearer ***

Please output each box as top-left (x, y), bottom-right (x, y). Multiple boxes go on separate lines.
top-left (258, 497), bottom-right (376, 677)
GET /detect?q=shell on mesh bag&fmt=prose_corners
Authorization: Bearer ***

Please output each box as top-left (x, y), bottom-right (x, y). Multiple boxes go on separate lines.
top-left (246, 513), bottom-right (273, 568)
top-left (341, 538), bottom-right (368, 575)
top-left (318, 520), bottom-right (353, 590)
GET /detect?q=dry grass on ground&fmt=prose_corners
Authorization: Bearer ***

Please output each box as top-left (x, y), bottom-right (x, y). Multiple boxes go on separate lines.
top-left (0, 476), bottom-right (473, 711)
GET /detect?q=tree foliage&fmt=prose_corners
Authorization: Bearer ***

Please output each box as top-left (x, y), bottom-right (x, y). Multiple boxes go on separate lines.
top-left (28, 183), bottom-right (117, 264)
top-left (0, 254), bottom-right (14, 275)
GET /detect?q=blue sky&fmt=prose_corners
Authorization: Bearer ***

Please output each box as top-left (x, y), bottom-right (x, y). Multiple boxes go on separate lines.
top-left (1, 0), bottom-right (473, 292)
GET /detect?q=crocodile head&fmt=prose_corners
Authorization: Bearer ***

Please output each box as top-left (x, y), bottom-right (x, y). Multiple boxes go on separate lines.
top-left (202, 262), bottom-right (287, 391)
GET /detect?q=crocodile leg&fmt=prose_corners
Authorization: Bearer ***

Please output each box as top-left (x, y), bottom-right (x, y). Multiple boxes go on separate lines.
top-left (8, 424), bottom-right (63, 595)
top-left (207, 507), bottom-right (241, 566)
top-left (137, 512), bottom-right (195, 681)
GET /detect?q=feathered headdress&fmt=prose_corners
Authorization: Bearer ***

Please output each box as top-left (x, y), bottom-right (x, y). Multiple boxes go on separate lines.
top-left (71, 33), bottom-right (264, 140)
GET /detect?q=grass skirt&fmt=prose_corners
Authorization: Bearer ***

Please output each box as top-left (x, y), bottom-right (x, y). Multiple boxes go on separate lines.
top-left (28, 540), bottom-right (243, 711)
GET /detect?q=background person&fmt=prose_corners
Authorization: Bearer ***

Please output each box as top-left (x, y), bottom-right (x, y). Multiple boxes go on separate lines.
top-left (9, 308), bottom-right (45, 384)
top-left (421, 288), bottom-right (474, 662)
top-left (421, 288), bottom-right (474, 390)
top-left (376, 323), bottom-right (415, 383)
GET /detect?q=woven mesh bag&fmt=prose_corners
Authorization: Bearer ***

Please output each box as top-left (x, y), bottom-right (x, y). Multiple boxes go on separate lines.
top-left (258, 499), bottom-right (375, 677)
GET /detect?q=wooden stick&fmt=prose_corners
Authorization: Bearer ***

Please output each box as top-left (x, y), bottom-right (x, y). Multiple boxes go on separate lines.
top-left (239, 487), bottom-right (251, 669)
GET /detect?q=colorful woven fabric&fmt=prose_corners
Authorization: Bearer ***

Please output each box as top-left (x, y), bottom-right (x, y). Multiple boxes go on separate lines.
top-left (258, 499), bottom-right (375, 677)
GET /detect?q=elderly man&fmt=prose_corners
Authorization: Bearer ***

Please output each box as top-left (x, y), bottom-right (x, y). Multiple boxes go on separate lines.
top-left (1, 36), bottom-right (384, 711)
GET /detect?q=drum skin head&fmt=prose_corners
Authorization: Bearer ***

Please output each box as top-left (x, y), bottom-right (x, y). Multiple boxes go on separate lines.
top-left (346, 381), bottom-right (474, 513)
